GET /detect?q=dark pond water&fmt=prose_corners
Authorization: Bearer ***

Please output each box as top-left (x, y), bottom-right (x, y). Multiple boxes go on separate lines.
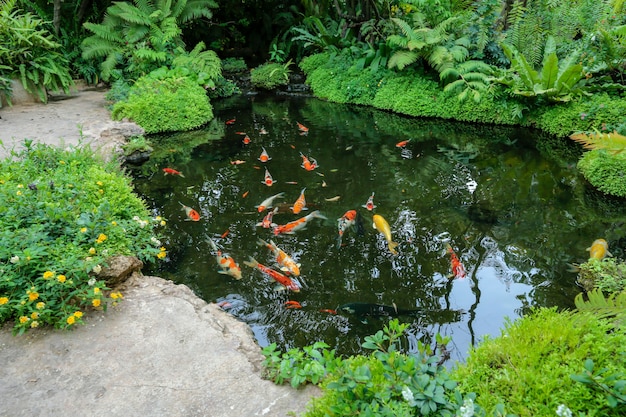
top-left (131, 94), bottom-right (626, 364)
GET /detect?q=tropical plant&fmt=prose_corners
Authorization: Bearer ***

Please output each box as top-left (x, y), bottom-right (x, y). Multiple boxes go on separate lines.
top-left (291, 16), bottom-right (355, 54)
top-left (570, 130), bottom-right (626, 154)
top-left (574, 288), bottom-right (626, 326)
top-left (81, 0), bottom-right (217, 82)
top-left (171, 41), bottom-right (222, 88)
top-left (250, 61), bottom-right (292, 90)
top-left (571, 357), bottom-right (626, 410)
top-left (111, 67), bottom-right (213, 134)
top-left (500, 36), bottom-right (588, 103)
top-left (0, 0), bottom-right (72, 103)
top-left (0, 143), bottom-right (165, 334)
top-left (441, 60), bottom-right (497, 102)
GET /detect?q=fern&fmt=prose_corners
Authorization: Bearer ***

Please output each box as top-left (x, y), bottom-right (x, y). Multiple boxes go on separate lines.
top-left (570, 130), bottom-right (626, 155)
top-left (574, 289), bottom-right (626, 328)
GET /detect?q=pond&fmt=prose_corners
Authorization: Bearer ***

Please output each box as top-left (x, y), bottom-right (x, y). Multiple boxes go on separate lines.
top-left (131, 94), bottom-right (626, 364)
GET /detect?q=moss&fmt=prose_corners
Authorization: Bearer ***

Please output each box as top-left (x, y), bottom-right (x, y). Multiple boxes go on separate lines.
top-left (577, 149), bottom-right (626, 197)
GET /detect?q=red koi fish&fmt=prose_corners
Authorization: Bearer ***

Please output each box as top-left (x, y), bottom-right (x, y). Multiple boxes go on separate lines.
top-left (230, 160), bottom-right (246, 165)
top-left (396, 139), bottom-right (411, 148)
top-left (235, 131), bottom-right (247, 135)
top-left (319, 309), bottom-right (337, 315)
top-left (208, 238), bottom-right (242, 280)
top-left (296, 121), bottom-right (309, 134)
top-left (337, 210), bottom-right (357, 248)
top-left (179, 202), bottom-right (200, 221)
top-left (362, 193), bottom-right (376, 211)
top-left (255, 207), bottom-right (279, 229)
top-left (273, 210), bottom-right (327, 236)
top-left (256, 192), bottom-right (285, 212)
top-left (300, 153), bottom-right (318, 171)
top-left (244, 257), bottom-right (300, 292)
top-left (446, 244), bottom-right (466, 279)
top-left (262, 168), bottom-right (276, 186)
top-left (163, 167), bottom-right (184, 177)
top-left (242, 135), bottom-right (251, 145)
top-left (225, 118), bottom-right (236, 125)
top-left (291, 188), bottom-right (307, 214)
top-left (258, 238), bottom-right (301, 276)
top-left (285, 301), bottom-right (302, 309)
top-left (258, 147), bottom-right (271, 162)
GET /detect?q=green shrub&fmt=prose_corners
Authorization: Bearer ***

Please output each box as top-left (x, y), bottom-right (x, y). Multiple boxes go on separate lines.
top-left (222, 57), bottom-right (248, 74)
top-left (111, 67), bottom-right (213, 134)
top-left (577, 150), bottom-right (626, 197)
top-left (577, 258), bottom-right (626, 293)
top-left (0, 143), bottom-right (165, 334)
top-left (451, 307), bottom-right (626, 416)
top-left (250, 62), bottom-right (291, 90)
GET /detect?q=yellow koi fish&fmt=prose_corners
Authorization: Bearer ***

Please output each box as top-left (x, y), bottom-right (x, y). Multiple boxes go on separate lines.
top-left (373, 214), bottom-right (398, 255)
top-left (587, 238), bottom-right (612, 261)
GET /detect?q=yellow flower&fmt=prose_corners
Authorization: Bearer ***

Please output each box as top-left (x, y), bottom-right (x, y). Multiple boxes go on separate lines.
top-left (57, 274), bottom-right (66, 283)
top-left (19, 316), bottom-right (29, 324)
top-left (17, 184), bottom-right (24, 188)
top-left (59, 160), bottom-right (66, 165)
top-left (96, 233), bottom-right (107, 244)
top-left (16, 190), bottom-right (22, 196)
top-left (0, 297), bottom-right (8, 305)
top-left (96, 181), bottom-right (103, 186)
top-left (155, 216), bottom-right (162, 221)
top-left (27, 290), bottom-right (39, 302)
top-left (99, 189), bottom-right (104, 194)
top-left (157, 251), bottom-right (167, 259)
top-left (31, 312), bottom-right (39, 319)
top-left (80, 227), bottom-right (87, 233)
top-left (66, 315), bottom-right (75, 325)
top-left (92, 299), bottom-right (101, 307)
top-left (43, 271), bottom-right (54, 280)
top-left (160, 220), bottom-right (166, 226)
top-left (94, 287), bottom-right (101, 295)
top-left (74, 311), bottom-right (83, 318)
top-left (36, 302), bottom-right (45, 310)
top-left (111, 221), bottom-right (117, 226)
top-left (30, 320), bottom-right (39, 328)
top-left (110, 292), bottom-right (123, 300)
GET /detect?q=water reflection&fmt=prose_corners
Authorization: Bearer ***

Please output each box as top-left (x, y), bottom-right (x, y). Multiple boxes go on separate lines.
top-left (131, 94), bottom-right (623, 364)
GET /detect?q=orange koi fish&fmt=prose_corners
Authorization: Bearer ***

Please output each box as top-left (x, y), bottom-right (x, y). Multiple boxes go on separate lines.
top-left (273, 210), bottom-right (327, 236)
top-left (257, 238), bottom-right (301, 276)
top-left (296, 121), bottom-right (309, 134)
top-left (285, 301), bottom-right (302, 309)
top-left (291, 188), bottom-right (307, 214)
top-left (262, 168), bottom-right (276, 186)
top-left (587, 238), bottom-right (612, 261)
top-left (446, 244), bottom-right (466, 279)
top-left (230, 160), bottom-right (246, 165)
top-left (235, 131), bottom-right (247, 135)
top-left (208, 238), bottom-right (242, 280)
top-left (244, 257), bottom-right (300, 292)
top-left (242, 135), bottom-right (251, 145)
top-left (163, 167), bottom-right (184, 177)
top-left (256, 192), bottom-right (284, 212)
top-left (300, 153), bottom-right (318, 171)
top-left (396, 139), bottom-right (411, 148)
top-left (258, 147), bottom-right (271, 162)
top-left (255, 207), bottom-right (279, 229)
top-left (242, 191), bottom-right (249, 198)
top-left (319, 309), bottom-right (337, 315)
top-left (179, 202), bottom-right (201, 221)
top-left (337, 210), bottom-right (357, 248)
top-left (362, 193), bottom-right (376, 211)
top-left (225, 118), bottom-right (236, 125)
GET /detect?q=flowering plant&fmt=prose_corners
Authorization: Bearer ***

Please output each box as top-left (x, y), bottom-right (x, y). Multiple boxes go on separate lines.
top-left (0, 143), bottom-right (166, 334)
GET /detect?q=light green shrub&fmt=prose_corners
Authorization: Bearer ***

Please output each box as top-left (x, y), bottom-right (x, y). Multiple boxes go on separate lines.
top-left (250, 62), bottom-right (291, 90)
top-left (577, 149), bottom-right (626, 197)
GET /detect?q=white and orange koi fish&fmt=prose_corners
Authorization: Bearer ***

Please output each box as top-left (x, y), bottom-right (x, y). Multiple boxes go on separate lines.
top-left (244, 257), bottom-right (300, 292)
top-left (273, 210), bottom-right (327, 236)
top-left (255, 207), bottom-right (279, 229)
top-left (262, 168), bottom-right (276, 186)
top-left (258, 147), bottom-right (271, 163)
top-left (300, 153), bottom-right (318, 171)
top-left (291, 188), bottom-right (307, 214)
top-left (257, 238), bottom-right (301, 276)
top-left (362, 192), bottom-right (376, 211)
top-left (255, 192), bottom-right (285, 212)
top-left (207, 238), bottom-right (242, 280)
top-left (336, 209), bottom-right (357, 249)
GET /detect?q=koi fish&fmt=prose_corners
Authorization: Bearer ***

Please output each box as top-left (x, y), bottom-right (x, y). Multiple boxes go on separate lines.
top-left (285, 301), bottom-right (302, 309)
top-left (319, 309), bottom-right (337, 314)
top-left (446, 244), bottom-right (466, 279)
top-left (256, 192), bottom-right (285, 212)
top-left (396, 139), bottom-right (411, 148)
top-left (291, 188), bottom-right (307, 214)
top-left (296, 121), bottom-right (309, 134)
top-left (255, 207), bottom-right (278, 229)
top-left (587, 238), bottom-right (612, 261)
top-left (235, 131), bottom-right (247, 135)
top-left (207, 238), bottom-right (242, 280)
top-left (163, 168), bottom-right (184, 177)
top-left (337, 210), bottom-right (357, 249)
top-left (242, 191), bottom-right (249, 198)
top-left (258, 147), bottom-right (271, 162)
top-left (259, 128), bottom-right (268, 135)
top-left (179, 202), bottom-right (201, 221)
top-left (244, 257), bottom-right (300, 292)
top-left (242, 135), bottom-right (251, 145)
top-left (257, 238), bottom-right (301, 276)
top-left (300, 153), bottom-right (318, 171)
top-left (325, 196), bottom-right (341, 202)
top-left (262, 168), bottom-right (276, 186)
top-left (362, 193), bottom-right (376, 211)
top-left (225, 118), bottom-right (236, 125)
top-left (373, 214), bottom-right (398, 255)
top-left (230, 160), bottom-right (246, 165)
top-left (273, 210), bottom-right (327, 236)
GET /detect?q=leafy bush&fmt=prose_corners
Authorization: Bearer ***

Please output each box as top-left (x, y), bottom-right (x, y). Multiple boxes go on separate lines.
top-left (577, 258), bottom-right (626, 293)
top-left (250, 61), bottom-right (292, 90)
top-left (451, 307), bottom-right (626, 416)
top-left (222, 57), bottom-right (248, 74)
top-left (577, 149), bottom-right (626, 197)
top-left (263, 320), bottom-right (484, 417)
top-left (111, 67), bottom-right (213, 134)
top-left (0, 144), bottom-right (165, 334)
top-left (0, 0), bottom-right (72, 103)
top-left (171, 42), bottom-right (222, 88)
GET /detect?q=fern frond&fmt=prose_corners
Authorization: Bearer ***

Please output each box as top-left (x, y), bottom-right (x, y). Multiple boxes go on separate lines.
top-left (177, 0), bottom-right (216, 23)
top-left (574, 289), bottom-right (626, 328)
top-left (81, 37), bottom-right (122, 59)
top-left (83, 22), bottom-right (124, 43)
top-left (134, 0), bottom-right (156, 15)
top-left (107, 2), bottom-right (152, 26)
top-left (570, 130), bottom-right (626, 154)
top-left (388, 50), bottom-right (419, 70)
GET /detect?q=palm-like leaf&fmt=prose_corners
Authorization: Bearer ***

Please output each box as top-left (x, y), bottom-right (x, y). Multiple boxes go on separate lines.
top-left (574, 289), bottom-right (626, 328)
top-left (570, 130), bottom-right (626, 155)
